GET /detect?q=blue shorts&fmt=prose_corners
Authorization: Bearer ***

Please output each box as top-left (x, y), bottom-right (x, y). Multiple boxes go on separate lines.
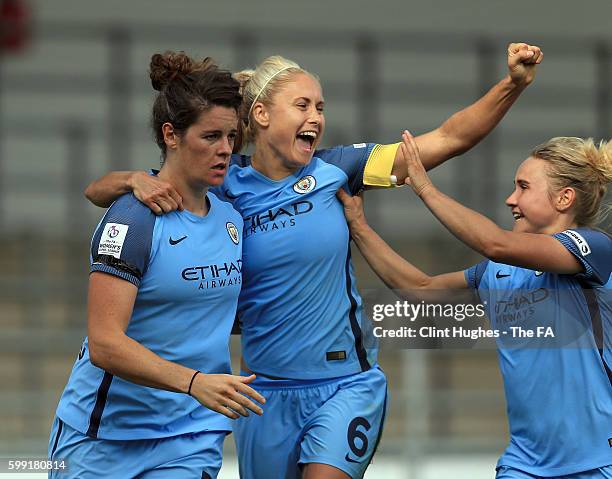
top-left (496, 465), bottom-right (612, 479)
top-left (233, 366), bottom-right (388, 479)
top-left (48, 416), bottom-right (226, 478)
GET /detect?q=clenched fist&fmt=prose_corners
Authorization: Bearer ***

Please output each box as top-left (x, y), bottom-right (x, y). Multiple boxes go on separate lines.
top-left (507, 42), bottom-right (543, 87)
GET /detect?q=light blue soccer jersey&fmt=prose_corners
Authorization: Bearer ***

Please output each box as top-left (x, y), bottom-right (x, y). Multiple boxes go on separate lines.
top-left (465, 228), bottom-right (612, 476)
top-left (56, 192), bottom-right (243, 440)
top-left (215, 144), bottom-right (390, 380)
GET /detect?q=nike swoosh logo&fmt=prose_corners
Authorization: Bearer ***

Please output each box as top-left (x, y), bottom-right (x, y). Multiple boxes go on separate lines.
top-left (169, 235), bottom-right (187, 245)
top-left (345, 454), bottom-right (360, 463)
top-left (496, 271), bottom-right (510, 279)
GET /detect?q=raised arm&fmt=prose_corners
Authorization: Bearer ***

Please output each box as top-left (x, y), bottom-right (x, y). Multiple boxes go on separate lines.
top-left (391, 43), bottom-right (543, 181)
top-left (87, 272), bottom-right (265, 419)
top-left (399, 131), bottom-right (583, 274)
top-left (336, 189), bottom-right (467, 290)
top-left (85, 170), bottom-right (183, 214)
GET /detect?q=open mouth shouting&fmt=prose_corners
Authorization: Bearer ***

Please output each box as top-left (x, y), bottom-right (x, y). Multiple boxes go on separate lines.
top-left (296, 130), bottom-right (318, 153)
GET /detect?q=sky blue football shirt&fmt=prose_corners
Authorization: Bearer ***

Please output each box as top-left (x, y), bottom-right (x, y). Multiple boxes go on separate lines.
top-left (56, 192), bottom-right (243, 439)
top-left (465, 228), bottom-right (612, 476)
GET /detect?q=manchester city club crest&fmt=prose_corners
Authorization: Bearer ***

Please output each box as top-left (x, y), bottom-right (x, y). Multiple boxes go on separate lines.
top-left (293, 175), bottom-right (316, 194)
top-left (226, 222), bottom-right (239, 244)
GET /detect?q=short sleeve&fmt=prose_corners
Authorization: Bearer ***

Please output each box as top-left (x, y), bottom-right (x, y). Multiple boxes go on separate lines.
top-left (315, 143), bottom-right (399, 194)
top-left (90, 194), bottom-right (156, 287)
top-left (553, 229), bottom-right (612, 285)
top-left (464, 260), bottom-right (490, 290)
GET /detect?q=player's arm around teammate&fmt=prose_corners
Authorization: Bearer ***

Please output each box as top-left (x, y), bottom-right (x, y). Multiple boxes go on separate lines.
top-left (83, 43), bottom-right (543, 210)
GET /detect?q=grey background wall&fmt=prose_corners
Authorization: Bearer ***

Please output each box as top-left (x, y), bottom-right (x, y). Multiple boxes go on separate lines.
top-left (33, 0), bottom-right (612, 36)
top-left (3, 0), bottom-right (611, 236)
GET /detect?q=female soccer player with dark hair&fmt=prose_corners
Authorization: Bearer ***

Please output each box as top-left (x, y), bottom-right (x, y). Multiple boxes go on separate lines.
top-left (84, 43), bottom-right (542, 478)
top-left (48, 52), bottom-right (264, 479)
top-left (337, 132), bottom-right (612, 479)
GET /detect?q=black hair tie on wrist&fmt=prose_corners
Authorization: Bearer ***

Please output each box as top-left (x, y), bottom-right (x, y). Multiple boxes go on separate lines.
top-left (187, 370), bottom-right (201, 396)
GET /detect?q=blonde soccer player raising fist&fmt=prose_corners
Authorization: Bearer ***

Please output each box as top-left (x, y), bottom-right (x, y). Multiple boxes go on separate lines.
top-left (338, 131), bottom-right (612, 479)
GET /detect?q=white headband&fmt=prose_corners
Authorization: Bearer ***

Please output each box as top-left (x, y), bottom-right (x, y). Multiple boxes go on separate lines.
top-left (247, 66), bottom-right (295, 120)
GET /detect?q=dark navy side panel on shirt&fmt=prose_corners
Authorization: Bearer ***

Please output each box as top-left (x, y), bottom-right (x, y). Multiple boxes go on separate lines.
top-left (218, 151), bottom-right (378, 380)
top-left (464, 259), bottom-right (490, 290)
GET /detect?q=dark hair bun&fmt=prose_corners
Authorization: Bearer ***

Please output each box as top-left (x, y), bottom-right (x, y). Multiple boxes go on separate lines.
top-left (150, 51), bottom-right (214, 91)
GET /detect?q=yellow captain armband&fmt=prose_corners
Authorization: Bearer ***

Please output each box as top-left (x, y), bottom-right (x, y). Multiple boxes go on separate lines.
top-left (363, 143), bottom-right (401, 188)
